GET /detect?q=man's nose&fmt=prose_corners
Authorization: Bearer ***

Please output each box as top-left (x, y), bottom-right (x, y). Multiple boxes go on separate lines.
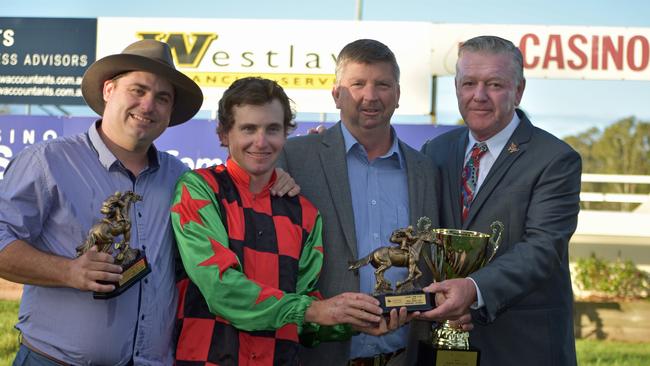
top-left (139, 94), bottom-right (155, 112)
top-left (253, 131), bottom-right (268, 147)
top-left (362, 85), bottom-right (379, 101)
top-left (472, 84), bottom-right (488, 102)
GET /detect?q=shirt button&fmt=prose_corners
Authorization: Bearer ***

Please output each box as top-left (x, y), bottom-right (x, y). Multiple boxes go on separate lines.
top-left (144, 279), bottom-right (148, 284)
top-left (141, 315), bottom-right (145, 320)
top-left (373, 233), bottom-right (379, 239)
top-left (135, 351), bottom-right (139, 357)
top-left (371, 200), bottom-right (377, 205)
top-left (258, 230), bottom-right (263, 237)
top-left (138, 212), bottom-right (142, 218)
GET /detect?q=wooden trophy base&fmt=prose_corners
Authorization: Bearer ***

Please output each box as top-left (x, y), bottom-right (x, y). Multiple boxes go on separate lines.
top-left (93, 255), bottom-right (151, 299)
top-left (416, 341), bottom-right (480, 366)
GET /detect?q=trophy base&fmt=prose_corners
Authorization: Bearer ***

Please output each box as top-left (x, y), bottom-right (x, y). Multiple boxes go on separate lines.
top-left (375, 290), bottom-right (434, 314)
top-left (93, 254), bottom-right (151, 300)
top-left (416, 341), bottom-right (480, 366)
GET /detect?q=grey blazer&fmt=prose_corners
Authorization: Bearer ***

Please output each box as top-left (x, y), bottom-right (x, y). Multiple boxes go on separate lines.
top-left (421, 110), bottom-right (581, 366)
top-left (279, 122), bottom-right (439, 366)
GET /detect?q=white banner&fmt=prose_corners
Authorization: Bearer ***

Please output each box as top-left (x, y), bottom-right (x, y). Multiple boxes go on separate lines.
top-left (97, 18), bottom-right (433, 115)
top-left (430, 23), bottom-right (650, 81)
top-left (96, 19), bottom-right (650, 114)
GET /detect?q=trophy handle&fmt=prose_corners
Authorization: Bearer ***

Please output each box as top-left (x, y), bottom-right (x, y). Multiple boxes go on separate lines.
top-left (487, 221), bottom-right (504, 262)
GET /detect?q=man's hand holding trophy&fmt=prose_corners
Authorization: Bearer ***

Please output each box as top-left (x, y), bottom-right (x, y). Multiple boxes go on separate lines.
top-left (349, 216), bottom-right (504, 366)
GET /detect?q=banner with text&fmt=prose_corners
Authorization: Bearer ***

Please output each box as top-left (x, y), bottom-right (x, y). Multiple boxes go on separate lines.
top-left (430, 23), bottom-right (650, 81)
top-left (0, 17), bottom-right (96, 105)
top-left (96, 18), bottom-right (434, 115)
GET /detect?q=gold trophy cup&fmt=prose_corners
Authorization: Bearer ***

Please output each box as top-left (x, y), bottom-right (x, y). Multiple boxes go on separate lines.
top-left (417, 221), bottom-right (504, 366)
top-left (75, 191), bottom-right (151, 299)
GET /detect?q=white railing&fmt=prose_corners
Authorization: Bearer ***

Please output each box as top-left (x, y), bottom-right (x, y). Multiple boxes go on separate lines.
top-left (579, 174), bottom-right (650, 207)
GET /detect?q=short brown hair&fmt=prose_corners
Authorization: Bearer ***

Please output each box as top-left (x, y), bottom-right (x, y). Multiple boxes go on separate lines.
top-left (335, 39), bottom-right (400, 83)
top-left (217, 77), bottom-right (296, 140)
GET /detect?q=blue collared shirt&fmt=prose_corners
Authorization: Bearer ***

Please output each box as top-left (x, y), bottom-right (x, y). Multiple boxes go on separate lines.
top-left (0, 121), bottom-right (187, 365)
top-left (341, 123), bottom-right (411, 358)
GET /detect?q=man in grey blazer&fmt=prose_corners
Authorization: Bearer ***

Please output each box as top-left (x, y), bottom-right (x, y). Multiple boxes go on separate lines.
top-left (419, 36), bottom-right (581, 365)
top-left (279, 39), bottom-right (440, 365)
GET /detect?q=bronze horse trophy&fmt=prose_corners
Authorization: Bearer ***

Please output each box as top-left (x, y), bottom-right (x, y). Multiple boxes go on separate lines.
top-left (348, 217), bottom-right (435, 313)
top-left (76, 191), bottom-right (151, 299)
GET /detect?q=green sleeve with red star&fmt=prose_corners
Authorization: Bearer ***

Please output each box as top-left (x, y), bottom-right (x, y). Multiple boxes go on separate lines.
top-left (172, 170), bottom-right (340, 335)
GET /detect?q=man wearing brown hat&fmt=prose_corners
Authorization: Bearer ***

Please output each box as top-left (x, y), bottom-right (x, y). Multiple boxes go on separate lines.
top-left (0, 40), bottom-right (202, 365)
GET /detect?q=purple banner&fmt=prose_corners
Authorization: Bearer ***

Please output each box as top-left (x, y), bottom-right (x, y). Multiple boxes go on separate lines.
top-left (0, 115), bottom-right (457, 179)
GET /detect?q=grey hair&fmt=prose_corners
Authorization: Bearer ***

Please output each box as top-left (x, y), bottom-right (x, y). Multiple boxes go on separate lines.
top-left (457, 35), bottom-right (524, 84)
top-left (335, 39), bottom-right (400, 83)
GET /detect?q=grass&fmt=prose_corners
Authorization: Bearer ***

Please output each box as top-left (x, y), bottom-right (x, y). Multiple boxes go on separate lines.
top-left (0, 300), bottom-right (19, 366)
top-left (0, 299), bottom-right (649, 365)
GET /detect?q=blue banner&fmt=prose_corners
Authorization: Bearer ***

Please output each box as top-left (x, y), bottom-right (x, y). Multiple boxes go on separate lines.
top-left (0, 17), bottom-right (96, 105)
top-left (0, 115), bottom-right (457, 179)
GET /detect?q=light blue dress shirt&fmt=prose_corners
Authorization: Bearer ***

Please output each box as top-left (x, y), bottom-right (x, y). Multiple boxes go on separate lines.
top-left (340, 123), bottom-right (411, 358)
top-left (0, 121), bottom-right (187, 365)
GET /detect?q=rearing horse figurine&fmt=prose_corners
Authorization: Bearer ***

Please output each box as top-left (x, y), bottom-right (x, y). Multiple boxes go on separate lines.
top-left (76, 191), bottom-right (142, 266)
top-left (348, 217), bottom-right (434, 294)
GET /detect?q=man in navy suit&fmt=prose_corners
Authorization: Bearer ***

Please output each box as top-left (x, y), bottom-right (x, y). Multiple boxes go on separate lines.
top-left (419, 36), bottom-right (580, 366)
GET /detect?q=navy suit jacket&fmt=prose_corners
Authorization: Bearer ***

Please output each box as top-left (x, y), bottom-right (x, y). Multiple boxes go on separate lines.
top-left (421, 110), bottom-right (580, 366)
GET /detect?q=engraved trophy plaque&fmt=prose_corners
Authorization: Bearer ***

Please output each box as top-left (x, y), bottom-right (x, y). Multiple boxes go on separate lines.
top-left (75, 191), bottom-right (151, 299)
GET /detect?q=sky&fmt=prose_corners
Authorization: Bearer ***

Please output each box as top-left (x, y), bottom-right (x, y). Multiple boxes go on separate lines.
top-left (2, 0), bottom-right (650, 138)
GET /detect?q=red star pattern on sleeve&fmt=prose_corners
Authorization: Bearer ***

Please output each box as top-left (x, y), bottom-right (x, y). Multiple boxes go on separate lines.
top-left (199, 237), bottom-right (240, 279)
top-left (171, 184), bottom-right (211, 231)
top-left (251, 279), bottom-right (284, 305)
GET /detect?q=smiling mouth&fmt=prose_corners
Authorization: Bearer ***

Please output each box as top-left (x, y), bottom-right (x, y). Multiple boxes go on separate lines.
top-left (247, 151), bottom-right (272, 159)
top-left (130, 113), bottom-right (154, 124)
top-left (361, 107), bottom-right (381, 115)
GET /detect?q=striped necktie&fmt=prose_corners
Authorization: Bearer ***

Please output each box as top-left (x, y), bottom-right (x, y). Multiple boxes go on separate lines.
top-left (461, 142), bottom-right (488, 222)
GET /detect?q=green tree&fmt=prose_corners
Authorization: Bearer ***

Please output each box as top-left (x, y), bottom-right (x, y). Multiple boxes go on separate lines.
top-left (564, 117), bottom-right (650, 211)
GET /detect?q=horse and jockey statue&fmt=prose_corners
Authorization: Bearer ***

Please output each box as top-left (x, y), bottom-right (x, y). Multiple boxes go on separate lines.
top-left (348, 217), bottom-right (435, 295)
top-left (76, 191), bottom-right (142, 267)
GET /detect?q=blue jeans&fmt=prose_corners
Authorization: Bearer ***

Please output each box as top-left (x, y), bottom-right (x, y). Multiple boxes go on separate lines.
top-left (12, 344), bottom-right (66, 366)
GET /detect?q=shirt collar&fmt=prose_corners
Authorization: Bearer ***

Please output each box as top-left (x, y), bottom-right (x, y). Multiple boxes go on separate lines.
top-left (225, 157), bottom-right (277, 194)
top-left (340, 122), bottom-right (404, 168)
top-left (87, 120), bottom-right (161, 171)
top-left (466, 112), bottom-right (520, 160)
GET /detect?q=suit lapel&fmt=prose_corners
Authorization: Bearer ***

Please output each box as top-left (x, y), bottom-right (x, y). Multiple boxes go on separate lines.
top-left (401, 141), bottom-right (424, 224)
top-left (319, 123), bottom-right (358, 257)
top-left (464, 111), bottom-right (533, 228)
top-left (451, 130), bottom-right (468, 229)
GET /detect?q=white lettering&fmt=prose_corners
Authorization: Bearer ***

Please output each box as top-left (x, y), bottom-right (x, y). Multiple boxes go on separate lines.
top-left (165, 149), bottom-right (222, 170)
top-left (23, 130), bottom-right (35, 144)
top-left (42, 130), bottom-right (58, 140)
top-left (0, 145), bottom-right (13, 180)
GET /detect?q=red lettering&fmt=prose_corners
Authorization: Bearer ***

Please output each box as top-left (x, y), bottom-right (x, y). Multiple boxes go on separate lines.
top-left (627, 35), bottom-right (649, 71)
top-left (591, 35), bottom-right (599, 70)
top-left (567, 34), bottom-right (588, 70)
top-left (543, 35), bottom-right (565, 69)
top-left (519, 33), bottom-right (540, 68)
top-left (602, 36), bottom-right (624, 70)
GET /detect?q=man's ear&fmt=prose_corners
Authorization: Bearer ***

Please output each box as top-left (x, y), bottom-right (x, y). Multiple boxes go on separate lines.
top-left (514, 78), bottom-right (526, 106)
top-left (102, 79), bottom-right (115, 103)
top-left (331, 85), bottom-right (341, 109)
top-left (219, 132), bottom-right (229, 147)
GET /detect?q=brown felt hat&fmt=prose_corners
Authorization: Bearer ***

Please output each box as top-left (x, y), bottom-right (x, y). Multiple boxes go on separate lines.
top-left (81, 39), bottom-right (203, 126)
